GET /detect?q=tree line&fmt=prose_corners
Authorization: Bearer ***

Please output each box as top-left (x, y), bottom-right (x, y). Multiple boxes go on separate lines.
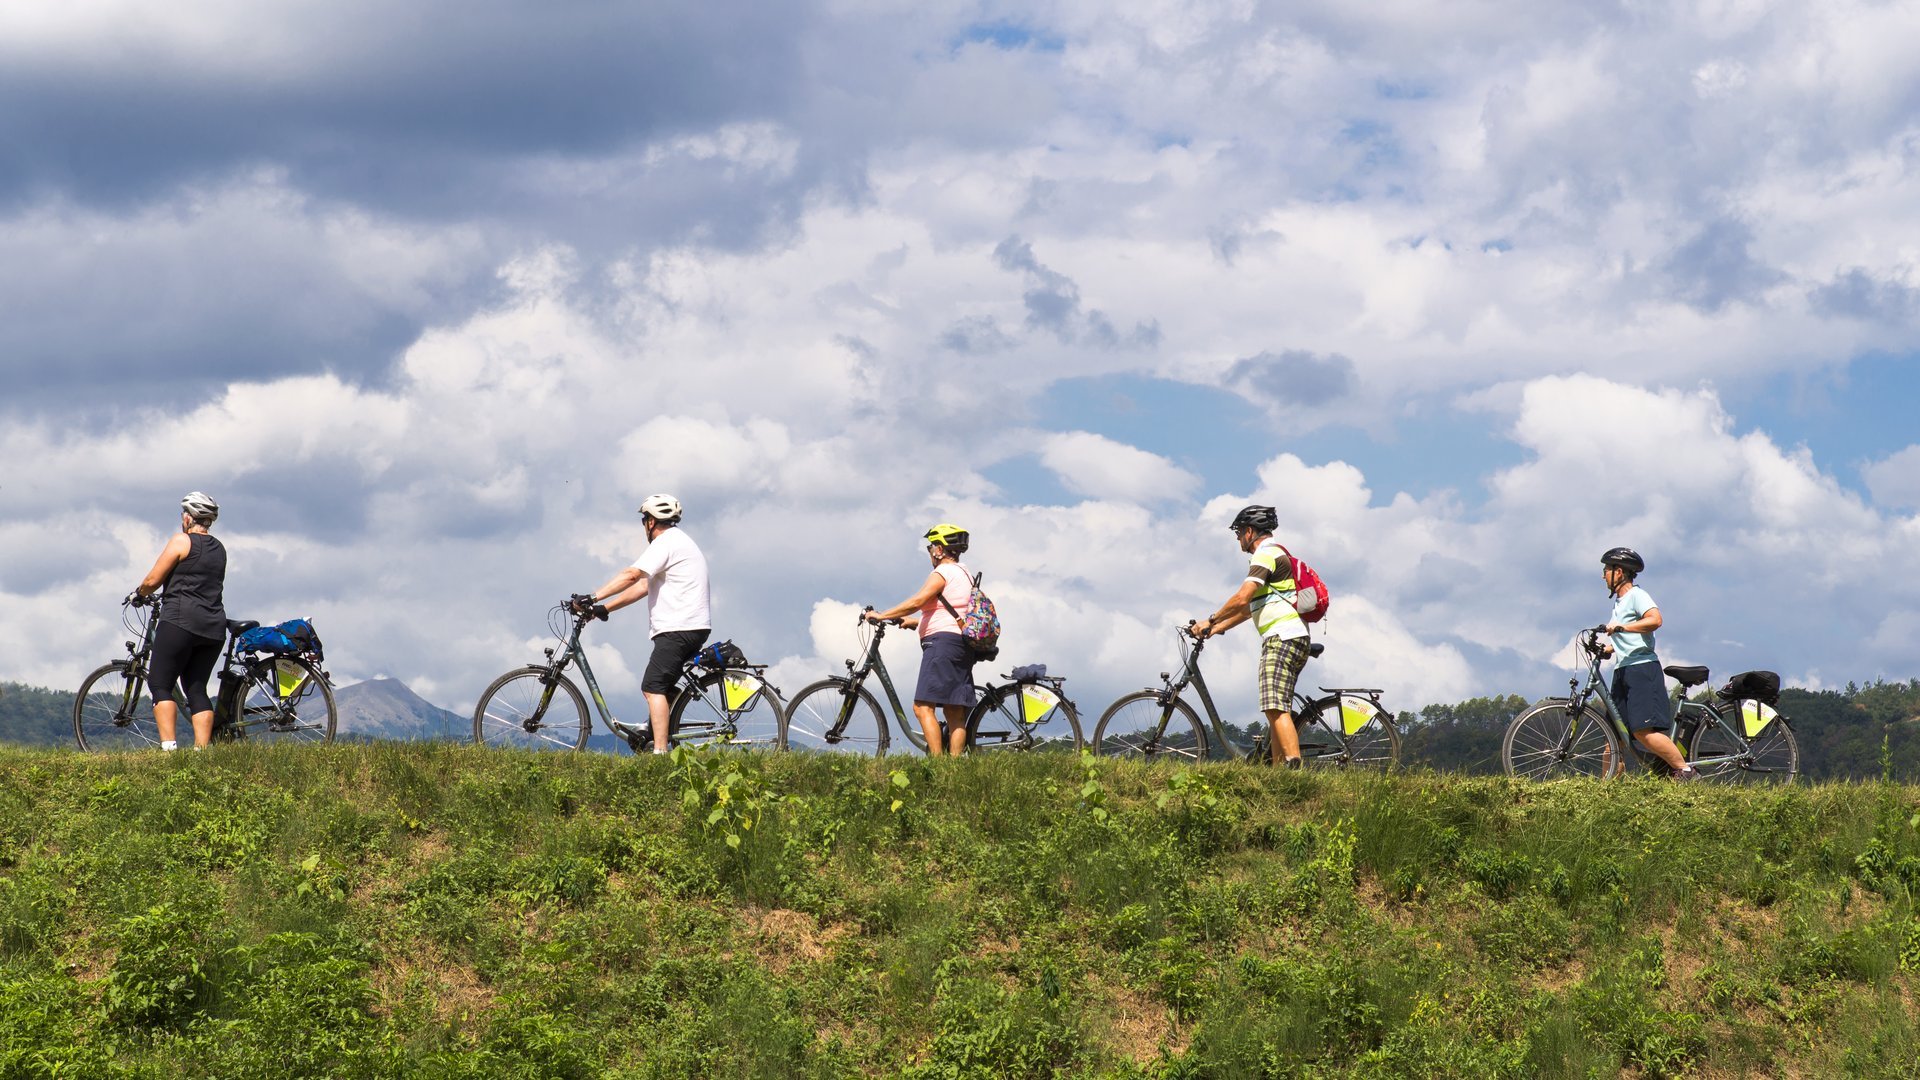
top-left (4, 677), bottom-right (1917, 778)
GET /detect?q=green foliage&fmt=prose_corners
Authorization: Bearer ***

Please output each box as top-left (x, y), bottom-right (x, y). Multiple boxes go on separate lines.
top-left (0, 743), bottom-right (1914, 1077)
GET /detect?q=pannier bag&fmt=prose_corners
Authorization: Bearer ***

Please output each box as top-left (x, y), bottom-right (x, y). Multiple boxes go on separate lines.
top-left (692, 640), bottom-right (750, 670)
top-left (234, 618), bottom-right (324, 660)
top-left (1716, 670), bottom-right (1781, 707)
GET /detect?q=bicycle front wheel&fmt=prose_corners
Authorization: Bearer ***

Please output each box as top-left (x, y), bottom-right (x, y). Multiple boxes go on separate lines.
top-left (229, 655), bottom-right (336, 744)
top-left (474, 667), bottom-right (589, 750)
top-left (1503, 700), bottom-right (1620, 779)
top-left (74, 661), bottom-right (159, 752)
top-left (966, 683), bottom-right (1083, 752)
top-left (783, 679), bottom-right (889, 756)
top-left (1297, 694), bottom-right (1399, 770)
top-left (1093, 692), bottom-right (1206, 760)
top-left (671, 670), bottom-right (786, 751)
top-left (1688, 709), bottom-right (1799, 784)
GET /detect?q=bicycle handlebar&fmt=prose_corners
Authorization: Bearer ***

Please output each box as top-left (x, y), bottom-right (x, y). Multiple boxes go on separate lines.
top-left (567, 594), bottom-right (609, 622)
top-left (859, 605), bottom-right (904, 627)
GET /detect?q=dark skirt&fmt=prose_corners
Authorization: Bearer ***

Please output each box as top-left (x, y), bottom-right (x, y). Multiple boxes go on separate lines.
top-left (914, 632), bottom-right (976, 707)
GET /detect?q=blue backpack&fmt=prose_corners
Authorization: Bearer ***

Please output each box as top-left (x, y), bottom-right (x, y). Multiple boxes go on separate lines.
top-left (234, 618), bottom-right (324, 660)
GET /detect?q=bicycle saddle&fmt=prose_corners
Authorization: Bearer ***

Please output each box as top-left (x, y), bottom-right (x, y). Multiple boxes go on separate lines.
top-left (1663, 664), bottom-right (1710, 687)
top-left (1308, 643), bottom-right (1325, 658)
top-left (226, 619), bottom-right (260, 635)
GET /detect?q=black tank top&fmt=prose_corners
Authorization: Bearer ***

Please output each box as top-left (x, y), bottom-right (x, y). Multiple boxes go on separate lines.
top-left (161, 533), bottom-right (227, 641)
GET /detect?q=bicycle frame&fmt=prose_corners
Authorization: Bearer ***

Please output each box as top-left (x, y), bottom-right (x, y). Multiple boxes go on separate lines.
top-left (1557, 628), bottom-right (1670, 774)
top-left (535, 614), bottom-right (621, 736)
top-left (837, 619), bottom-right (919, 741)
top-left (1143, 630), bottom-right (1240, 761)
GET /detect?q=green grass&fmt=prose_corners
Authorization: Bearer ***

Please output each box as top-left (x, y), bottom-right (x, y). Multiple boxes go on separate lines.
top-left (1, 745), bottom-right (1917, 1078)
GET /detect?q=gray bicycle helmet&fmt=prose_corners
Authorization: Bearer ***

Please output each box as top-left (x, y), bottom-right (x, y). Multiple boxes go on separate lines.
top-left (638, 494), bottom-right (682, 522)
top-left (1229, 505), bottom-right (1279, 534)
top-left (1601, 546), bottom-right (1645, 575)
top-left (180, 491), bottom-right (219, 523)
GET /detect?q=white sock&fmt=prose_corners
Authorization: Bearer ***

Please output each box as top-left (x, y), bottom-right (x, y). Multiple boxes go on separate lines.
top-left (161, 740), bottom-right (178, 751)
top-left (653, 746), bottom-right (668, 754)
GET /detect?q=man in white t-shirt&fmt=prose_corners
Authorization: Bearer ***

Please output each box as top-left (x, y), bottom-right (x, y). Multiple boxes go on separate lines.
top-left (575, 494), bottom-right (712, 753)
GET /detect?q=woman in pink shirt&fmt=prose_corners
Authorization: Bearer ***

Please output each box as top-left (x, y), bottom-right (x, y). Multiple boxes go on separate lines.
top-left (864, 523), bottom-right (977, 755)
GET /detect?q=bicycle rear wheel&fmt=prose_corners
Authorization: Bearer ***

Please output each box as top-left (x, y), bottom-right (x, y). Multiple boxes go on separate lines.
top-left (670, 669), bottom-right (786, 750)
top-left (229, 655), bottom-right (336, 744)
top-left (965, 682), bottom-right (1083, 752)
top-left (783, 679), bottom-right (889, 756)
top-left (1297, 694), bottom-right (1399, 770)
top-left (1093, 692), bottom-right (1206, 760)
top-left (1688, 708), bottom-right (1799, 784)
top-left (74, 661), bottom-right (160, 752)
top-left (474, 667), bottom-right (590, 750)
top-left (1503, 700), bottom-right (1620, 779)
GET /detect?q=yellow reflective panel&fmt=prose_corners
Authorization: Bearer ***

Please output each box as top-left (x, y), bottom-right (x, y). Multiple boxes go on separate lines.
top-left (1022, 685), bottom-right (1060, 724)
top-left (275, 660), bottom-right (307, 699)
top-left (723, 676), bottom-right (761, 711)
top-left (1340, 698), bottom-right (1377, 736)
top-left (1741, 700), bottom-right (1777, 738)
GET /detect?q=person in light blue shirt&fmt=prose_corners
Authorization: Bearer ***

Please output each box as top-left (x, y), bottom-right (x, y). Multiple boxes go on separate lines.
top-left (1599, 547), bottom-right (1695, 780)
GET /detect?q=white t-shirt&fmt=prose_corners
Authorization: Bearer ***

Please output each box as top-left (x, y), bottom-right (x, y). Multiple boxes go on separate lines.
top-left (629, 527), bottom-right (711, 637)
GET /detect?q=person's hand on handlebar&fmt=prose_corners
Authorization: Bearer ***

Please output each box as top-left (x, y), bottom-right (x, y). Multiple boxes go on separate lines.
top-left (568, 594), bottom-right (609, 621)
top-left (1186, 618), bottom-right (1213, 640)
top-left (861, 606), bottom-right (907, 627)
top-left (124, 590), bottom-right (150, 607)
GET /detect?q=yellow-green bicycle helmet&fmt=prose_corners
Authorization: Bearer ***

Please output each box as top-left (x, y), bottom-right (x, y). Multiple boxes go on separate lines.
top-left (923, 523), bottom-right (970, 552)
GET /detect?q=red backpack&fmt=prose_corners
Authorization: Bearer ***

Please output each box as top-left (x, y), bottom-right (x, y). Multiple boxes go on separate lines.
top-left (1276, 544), bottom-right (1330, 625)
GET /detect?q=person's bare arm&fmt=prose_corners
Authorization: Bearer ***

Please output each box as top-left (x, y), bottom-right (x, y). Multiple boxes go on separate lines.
top-left (135, 534), bottom-right (192, 597)
top-left (868, 571), bottom-right (947, 623)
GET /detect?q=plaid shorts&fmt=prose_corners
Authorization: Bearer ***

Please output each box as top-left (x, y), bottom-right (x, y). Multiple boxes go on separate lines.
top-left (1258, 635), bottom-right (1311, 714)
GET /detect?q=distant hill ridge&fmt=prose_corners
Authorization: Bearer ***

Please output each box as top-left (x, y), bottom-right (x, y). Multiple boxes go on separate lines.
top-left (0, 677), bottom-right (467, 746)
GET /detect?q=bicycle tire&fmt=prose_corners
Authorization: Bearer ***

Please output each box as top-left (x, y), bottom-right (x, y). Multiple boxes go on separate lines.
top-left (1297, 694), bottom-right (1399, 770)
top-left (670, 670), bottom-right (786, 751)
top-left (73, 661), bottom-right (160, 752)
top-left (228, 655), bottom-right (336, 744)
top-left (1093, 691), bottom-right (1207, 760)
top-left (783, 679), bottom-right (890, 756)
top-left (1503, 699), bottom-right (1621, 779)
top-left (473, 667), bottom-right (590, 751)
top-left (1687, 706), bottom-right (1799, 784)
top-left (965, 682), bottom-right (1083, 752)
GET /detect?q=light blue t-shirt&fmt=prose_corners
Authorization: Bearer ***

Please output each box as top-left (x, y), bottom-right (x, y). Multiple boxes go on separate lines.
top-left (1609, 585), bottom-right (1659, 668)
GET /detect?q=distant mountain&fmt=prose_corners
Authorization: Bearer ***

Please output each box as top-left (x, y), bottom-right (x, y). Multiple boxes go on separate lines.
top-left (0, 677), bottom-right (468, 746)
top-left (333, 678), bottom-right (465, 741)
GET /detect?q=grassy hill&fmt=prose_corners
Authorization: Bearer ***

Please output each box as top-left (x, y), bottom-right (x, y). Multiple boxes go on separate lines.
top-left (1, 745), bottom-right (1917, 1078)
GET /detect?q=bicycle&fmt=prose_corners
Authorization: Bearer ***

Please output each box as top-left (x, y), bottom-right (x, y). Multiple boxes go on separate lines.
top-left (963, 668), bottom-right (1083, 752)
top-left (74, 598), bottom-right (338, 750)
top-left (472, 598), bottom-right (786, 752)
top-left (1092, 623), bottom-right (1399, 767)
top-left (1501, 626), bottom-right (1799, 782)
top-left (782, 610), bottom-right (925, 756)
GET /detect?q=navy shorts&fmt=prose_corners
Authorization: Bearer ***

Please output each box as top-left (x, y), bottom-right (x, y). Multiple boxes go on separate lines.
top-left (643, 629), bottom-right (710, 696)
top-left (914, 632), bottom-right (976, 708)
top-left (1611, 661), bottom-right (1672, 733)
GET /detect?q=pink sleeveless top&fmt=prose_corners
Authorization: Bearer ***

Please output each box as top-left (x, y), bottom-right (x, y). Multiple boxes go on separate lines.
top-left (918, 563), bottom-right (971, 640)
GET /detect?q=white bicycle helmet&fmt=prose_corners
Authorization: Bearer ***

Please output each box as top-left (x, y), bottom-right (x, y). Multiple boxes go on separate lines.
top-left (638, 493), bottom-right (682, 522)
top-left (181, 491), bottom-right (220, 522)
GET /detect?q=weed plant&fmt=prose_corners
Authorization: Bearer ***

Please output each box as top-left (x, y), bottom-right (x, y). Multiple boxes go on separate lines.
top-left (0, 744), bottom-right (1916, 1077)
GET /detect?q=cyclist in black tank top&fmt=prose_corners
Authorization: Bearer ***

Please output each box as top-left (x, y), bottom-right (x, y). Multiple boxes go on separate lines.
top-left (133, 492), bottom-right (228, 749)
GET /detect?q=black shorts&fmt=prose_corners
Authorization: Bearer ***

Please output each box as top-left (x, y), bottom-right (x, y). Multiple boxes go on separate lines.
top-left (148, 620), bottom-right (224, 715)
top-left (642, 629), bottom-right (710, 697)
top-left (913, 632), bottom-right (976, 708)
top-left (1611, 661), bottom-right (1672, 733)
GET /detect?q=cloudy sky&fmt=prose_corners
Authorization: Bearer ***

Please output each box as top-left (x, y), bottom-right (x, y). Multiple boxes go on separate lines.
top-left (4, 0), bottom-right (1918, 734)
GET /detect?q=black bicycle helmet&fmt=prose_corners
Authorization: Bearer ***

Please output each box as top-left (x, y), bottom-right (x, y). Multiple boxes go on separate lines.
top-left (1601, 546), bottom-right (1645, 575)
top-left (1229, 505), bottom-right (1279, 534)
